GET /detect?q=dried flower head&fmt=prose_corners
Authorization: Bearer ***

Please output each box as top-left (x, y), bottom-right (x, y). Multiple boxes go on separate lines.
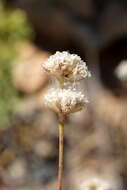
top-left (115, 60), bottom-right (127, 82)
top-left (44, 88), bottom-right (88, 115)
top-left (42, 51), bottom-right (91, 82)
top-left (80, 177), bottom-right (114, 190)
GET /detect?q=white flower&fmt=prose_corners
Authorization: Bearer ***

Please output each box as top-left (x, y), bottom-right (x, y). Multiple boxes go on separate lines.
top-left (42, 51), bottom-right (91, 82)
top-left (80, 177), bottom-right (114, 190)
top-left (42, 52), bottom-right (91, 115)
top-left (115, 60), bottom-right (127, 82)
top-left (44, 88), bottom-right (88, 115)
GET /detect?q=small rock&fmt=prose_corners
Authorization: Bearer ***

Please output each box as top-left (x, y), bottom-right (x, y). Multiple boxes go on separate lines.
top-left (12, 42), bottom-right (49, 94)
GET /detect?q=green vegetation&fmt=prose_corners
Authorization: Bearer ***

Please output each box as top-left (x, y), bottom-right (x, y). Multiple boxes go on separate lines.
top-left (0, 2), bottom-right (32, 127)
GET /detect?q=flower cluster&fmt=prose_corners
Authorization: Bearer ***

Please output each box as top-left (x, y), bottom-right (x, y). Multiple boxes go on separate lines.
top-left (44, 88), bottom-right (88, 115)
top-left (42, 51), bottom-right (91, 82)
top-left (80, 176), bottom-right (115, 190)
top-left (115, 60), bottom-right (127, 82)
top-left (42, 51), bottom-right (90, 115)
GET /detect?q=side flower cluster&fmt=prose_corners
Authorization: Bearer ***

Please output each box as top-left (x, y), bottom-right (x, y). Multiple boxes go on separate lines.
top-left (79, 176), bottom-right (117, 190)
top-left (42, 51), bottom-right (91, 115)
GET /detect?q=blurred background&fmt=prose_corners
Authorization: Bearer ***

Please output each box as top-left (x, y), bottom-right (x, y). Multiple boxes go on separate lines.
top-left (0, 0), bottom-right (127, 189)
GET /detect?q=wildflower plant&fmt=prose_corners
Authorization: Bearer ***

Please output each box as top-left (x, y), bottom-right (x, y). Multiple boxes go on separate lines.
top-left (42, 51), bottom-right (91, 190)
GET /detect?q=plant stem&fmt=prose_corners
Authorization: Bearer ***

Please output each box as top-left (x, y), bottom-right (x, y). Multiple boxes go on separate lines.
top-left (57, 117), bottom-right (64, 190)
